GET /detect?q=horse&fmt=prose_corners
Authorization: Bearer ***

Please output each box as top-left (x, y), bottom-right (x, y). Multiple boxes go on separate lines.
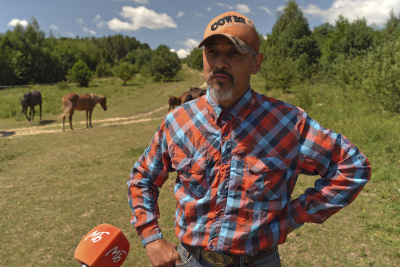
top-left (61, 93), bottom-right (107, 131)
top-left (168, 96), bottom-right (182, 111)
top-left (20, 91), bottom-right (42, 122)
top-left (181, 87), bottom-right (207, 103)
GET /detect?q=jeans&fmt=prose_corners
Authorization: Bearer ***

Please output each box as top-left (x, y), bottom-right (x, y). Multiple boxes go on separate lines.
top-left (175, 243), bottom-right (281, 267)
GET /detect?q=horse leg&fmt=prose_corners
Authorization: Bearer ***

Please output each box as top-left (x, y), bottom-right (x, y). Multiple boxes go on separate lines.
top-left (85, 110), bottom-right (89, 128)
top-left (62, 115), bottom-right (66, 131)
top-left (39, 103), bottom-right (42, 120)
top-left (69, 111), bottom-right (74, 130)
top-left (31, 107), bottom-right (35, 122)
top-left (28, 107), bottom-right (32, 122)
top-left (89, 110), bottom-right (93, 128)
top-left (24, 109), bottom-right (30, 121)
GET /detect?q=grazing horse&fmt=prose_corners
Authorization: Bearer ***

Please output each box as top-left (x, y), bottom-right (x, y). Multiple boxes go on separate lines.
top-left (168, 96), bottom-right (182, 111)
top-left (181, 87), bottom-right (207, 103)
top-left (21, 91), bottom-right (42, 122)
top-left (61, 93), bottom-right (107, 131)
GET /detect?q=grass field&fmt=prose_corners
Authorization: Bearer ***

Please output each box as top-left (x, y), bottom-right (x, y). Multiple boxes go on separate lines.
top-left (0, 67), bottom-right (399, 266)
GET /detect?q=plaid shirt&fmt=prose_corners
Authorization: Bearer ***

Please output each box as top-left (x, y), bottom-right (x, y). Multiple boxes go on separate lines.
top-left (127, 88), bottom-right (371, 254)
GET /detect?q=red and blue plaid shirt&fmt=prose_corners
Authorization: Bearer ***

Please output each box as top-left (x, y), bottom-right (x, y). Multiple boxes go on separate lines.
top-left (128, 88), bottom-right (371, 254)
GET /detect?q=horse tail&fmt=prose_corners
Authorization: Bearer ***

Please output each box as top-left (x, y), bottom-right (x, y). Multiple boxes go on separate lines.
top-left (60, 95), bottom-right (73, 118)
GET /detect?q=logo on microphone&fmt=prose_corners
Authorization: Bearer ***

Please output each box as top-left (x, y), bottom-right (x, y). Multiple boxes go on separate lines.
top-left (85, 230), bottom-right (110, 243)
top-left (106, 246), bottom-right (127, 263)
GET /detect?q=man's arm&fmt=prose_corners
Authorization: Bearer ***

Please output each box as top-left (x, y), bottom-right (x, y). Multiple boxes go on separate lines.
top-left (289, 114), bottom-right (371, 227)
top-left (127, 119), bottom-right (180, 266)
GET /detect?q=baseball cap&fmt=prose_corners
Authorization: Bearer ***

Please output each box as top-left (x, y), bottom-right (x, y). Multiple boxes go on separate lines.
top-left (198, 11), bottom-right (260, 54)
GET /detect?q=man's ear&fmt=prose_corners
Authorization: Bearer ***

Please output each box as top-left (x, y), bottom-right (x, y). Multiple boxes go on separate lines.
top-left (252, 53), bottom-right (264, 75)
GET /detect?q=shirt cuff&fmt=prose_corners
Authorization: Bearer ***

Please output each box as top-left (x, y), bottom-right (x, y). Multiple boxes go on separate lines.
top-left (136, 220), bottom-right (163, 247)
top-left (289, 197), bottom-right (307, 229)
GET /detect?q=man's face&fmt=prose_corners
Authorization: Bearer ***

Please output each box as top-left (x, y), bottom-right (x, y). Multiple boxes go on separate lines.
top-left (203, 35), bottom-right (263, 107)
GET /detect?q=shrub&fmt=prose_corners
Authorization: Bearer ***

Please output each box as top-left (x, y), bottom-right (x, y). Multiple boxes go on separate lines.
top-left (67, 60), bottom-right (92, 87)
top-left (362, 40), bottom-right (400, 113)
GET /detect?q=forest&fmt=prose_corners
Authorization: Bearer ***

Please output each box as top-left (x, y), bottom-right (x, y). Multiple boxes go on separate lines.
top-left (1, 0), bottom-right (400, 114)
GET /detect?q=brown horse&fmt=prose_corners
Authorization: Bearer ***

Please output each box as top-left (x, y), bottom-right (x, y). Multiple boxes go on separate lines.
top-left (168, 96), bottom-right (182, 111)
top-left (61, 93), bottom-right (107, 131)
top-left (21, 91), bottom-right (42, 122)
top-left (181, 87), bottom-right (207, 104)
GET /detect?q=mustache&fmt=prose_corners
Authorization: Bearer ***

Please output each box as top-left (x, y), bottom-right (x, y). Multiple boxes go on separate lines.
top-left (207, 69), bottom-right (234, 83)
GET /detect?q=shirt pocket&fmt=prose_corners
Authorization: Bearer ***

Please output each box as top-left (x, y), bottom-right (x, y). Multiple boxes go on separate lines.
top-left (245, 156), bottom-right (292, 201)
top-left (171, 157), bottom-right (210, 199)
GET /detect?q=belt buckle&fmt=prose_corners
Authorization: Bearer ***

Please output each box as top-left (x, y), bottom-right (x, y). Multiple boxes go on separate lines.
top-left (201, 251), bottom-right (230, 267)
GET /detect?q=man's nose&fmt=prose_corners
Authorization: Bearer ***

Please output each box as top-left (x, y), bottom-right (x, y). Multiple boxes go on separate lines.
top-left (214, 54), bottom-right (230, 70)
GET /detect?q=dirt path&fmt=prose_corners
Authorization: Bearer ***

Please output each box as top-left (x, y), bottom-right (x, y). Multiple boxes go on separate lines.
top-left (1, 105), bottom-right (168, 138)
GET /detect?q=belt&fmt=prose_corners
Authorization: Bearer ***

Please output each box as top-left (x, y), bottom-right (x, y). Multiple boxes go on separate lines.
top-left (182, 243), bottom-right (277, 267)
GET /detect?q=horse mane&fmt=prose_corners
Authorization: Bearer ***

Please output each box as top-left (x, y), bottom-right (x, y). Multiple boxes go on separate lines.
top-left (90, 93), bottom-right (105, 103)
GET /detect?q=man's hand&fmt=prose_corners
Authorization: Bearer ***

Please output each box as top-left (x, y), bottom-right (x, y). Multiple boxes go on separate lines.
top-left (145, 239), bottom-right (182, 267)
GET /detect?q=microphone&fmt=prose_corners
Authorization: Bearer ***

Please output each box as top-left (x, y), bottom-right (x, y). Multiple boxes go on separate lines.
top-left (74, 224), bottom-right (130, 267)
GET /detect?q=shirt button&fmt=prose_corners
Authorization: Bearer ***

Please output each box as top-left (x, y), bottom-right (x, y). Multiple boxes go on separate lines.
top-left (215, 217), bottom-right (220, 221)
top-left (209, 244), bottom-right (214, 249)
top-left (220, 189), bottom-right (225, 194)
top-left (222, 159), bottom-right (228, 165)
top-left (223, 132), bottom-right (228, 137)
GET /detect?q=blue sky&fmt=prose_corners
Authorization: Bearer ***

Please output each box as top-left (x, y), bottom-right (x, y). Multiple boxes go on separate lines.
top-left (1, 0), bottom-right (399, 58)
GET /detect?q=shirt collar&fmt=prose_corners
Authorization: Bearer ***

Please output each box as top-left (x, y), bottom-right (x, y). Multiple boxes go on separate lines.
top-left (206, 87), bottom-right (256, 123)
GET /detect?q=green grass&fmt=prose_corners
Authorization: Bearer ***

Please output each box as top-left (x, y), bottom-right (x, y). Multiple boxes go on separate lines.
top-left (0, 68), bottom-right (399, 266)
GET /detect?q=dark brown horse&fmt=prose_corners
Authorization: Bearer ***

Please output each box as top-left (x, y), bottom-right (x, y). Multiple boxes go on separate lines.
top-left (181, 87), bottom-right (207, 104)
top-left (21, 91), bottom-right (42, 122)
top-left (168, 96), bottom-right (182, 111)
top-left (61, 93), bottom-right (107, 131)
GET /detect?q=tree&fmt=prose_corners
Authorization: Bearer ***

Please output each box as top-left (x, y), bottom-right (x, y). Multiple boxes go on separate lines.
top-left (363, 40), bottom-right (400, 113)
top-left (0, 36), bottom-right (19, 85)
top-left (111, 62), bottom-right (138, 86)
top-left (380, 10), bottom-right (400, 43)
top-left (186, 48), bottom-right (203, 71)
top-left (260, 0), bottom-right (320, 91)
top-left (67, 60), bottom-right (92, 87)
top-left (148, 45), bottom-right (181, 82)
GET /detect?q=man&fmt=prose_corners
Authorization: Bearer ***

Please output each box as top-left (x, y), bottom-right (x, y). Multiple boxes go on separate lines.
top-left (127, 11), bottom-right (371, 267)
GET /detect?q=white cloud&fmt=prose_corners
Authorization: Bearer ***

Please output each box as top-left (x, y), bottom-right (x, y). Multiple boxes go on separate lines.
top-left (236, 4), bottom-right (251, 14)
top-left (171, 48), bottom-right (190, 59)
top-left (214, 3), bottom-right (251, 14)
top-left (177, 11), bottom-right (184, 18)
top-left (8, 19), bottom-right (28, 27)
top-left (76, 18), bottom-right (84, 25)
top-left (178, 38), bottom-right (199, 49)
top-left (50, 24), bottom-right (58, 31)
top-left (260, 6), bottom-right (272, 16)
top-left (107, 6), bottom-right (177, 31)
top-left (83, 27), bottom-right (96, 35)
top-left (174, 38), bottom-right (200, 59)
top-left (303, 0), bottom-right (400, 26)
top-left (93, 14), bottom-right (107, 28)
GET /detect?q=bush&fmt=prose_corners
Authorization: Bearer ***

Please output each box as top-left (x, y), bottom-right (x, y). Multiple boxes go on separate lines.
top-left (111, 62), bottom-right (138, 86)
top-left (362, 40), bottom-right (400, 113)
top-left (57, 81), bottom-right (70, 90)
top-left (67, 60), bottom-right (92, 87)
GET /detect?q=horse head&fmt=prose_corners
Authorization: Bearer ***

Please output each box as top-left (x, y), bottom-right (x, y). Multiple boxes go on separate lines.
top-left (100, 96), bottom-right (107, 111)
top-left (20, 98), bottom-right (28, 113)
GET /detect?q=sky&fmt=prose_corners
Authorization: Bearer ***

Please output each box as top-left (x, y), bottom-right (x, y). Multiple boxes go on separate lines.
top-left (1, 0), bottom-right (400, 58)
